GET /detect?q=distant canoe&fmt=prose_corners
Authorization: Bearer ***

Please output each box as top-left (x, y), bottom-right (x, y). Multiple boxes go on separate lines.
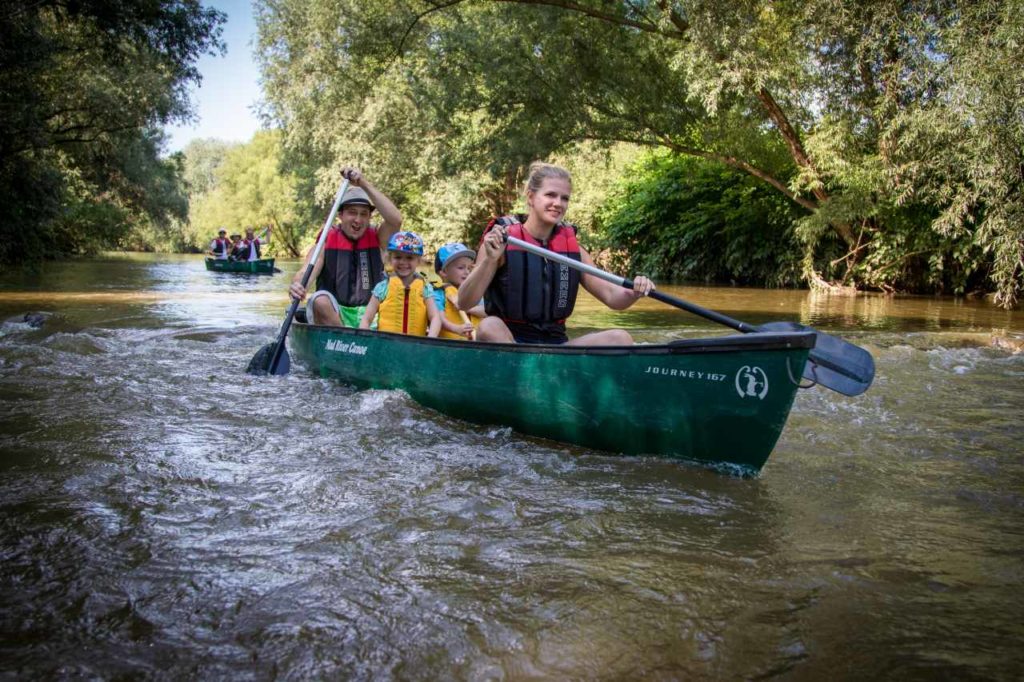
top-left (205, 258), bottom-right (275, 274)
top-left (288, 322), bottom-right (815, 473)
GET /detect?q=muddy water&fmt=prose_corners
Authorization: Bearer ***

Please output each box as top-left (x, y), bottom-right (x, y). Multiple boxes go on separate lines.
top-left (0, 254), bottom-right (1021, 679)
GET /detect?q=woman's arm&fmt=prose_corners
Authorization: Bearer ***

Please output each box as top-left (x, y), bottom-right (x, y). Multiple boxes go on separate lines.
top-left (458, 227), bottom-right (505, 310)
top-left (578, 246), bottom-right (654, 310)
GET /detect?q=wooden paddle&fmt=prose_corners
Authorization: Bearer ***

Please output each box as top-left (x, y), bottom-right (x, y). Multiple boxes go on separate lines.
top-left (506, 234), bottom-right (875, 397)
top-left (246, 177), bottom-right (350, 375)
top-left (446, 290), bottom-right (475, 340)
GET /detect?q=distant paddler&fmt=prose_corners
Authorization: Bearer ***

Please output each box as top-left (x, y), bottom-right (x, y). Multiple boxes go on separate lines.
top-left (228, 233), bottom-right (245, 261)
top-left (241, 225), bottom-right (271, 262)
top-left (288, 167), bottom-right (403, 327)
top-left (208, 228), bottom-right (230, 260)
top-left (458, 161), bottom-right (654, 345)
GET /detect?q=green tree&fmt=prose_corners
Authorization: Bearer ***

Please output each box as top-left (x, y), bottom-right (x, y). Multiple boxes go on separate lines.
top-left (597, 152), bottom-right (805, 286)
top-left (189, 130), bottom-right (320, 257)
top-left (0, 0), bottom-right (224, 261)
top-left (256, 0), bottom-right (1023, 304)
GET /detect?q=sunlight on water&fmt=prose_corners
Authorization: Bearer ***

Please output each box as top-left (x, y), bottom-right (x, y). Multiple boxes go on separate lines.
top-left (0, 254), bottom-right (1022, 678)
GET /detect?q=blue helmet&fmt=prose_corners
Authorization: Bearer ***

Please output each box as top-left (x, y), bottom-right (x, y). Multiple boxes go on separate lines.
top-left (434, 242), bottom-right (476, 274)
top-left (387, 231), bottom-right (424, 256)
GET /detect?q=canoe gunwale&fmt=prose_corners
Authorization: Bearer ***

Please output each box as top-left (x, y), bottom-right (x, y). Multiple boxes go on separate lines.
top-left (291, 321), bottom-right (816, 356)
top-left (204, 257), bottom-right (276, 274)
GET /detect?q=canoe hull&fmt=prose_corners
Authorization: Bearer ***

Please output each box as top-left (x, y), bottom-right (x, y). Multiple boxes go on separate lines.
top-left (288, 324), bottom-right (814, 473)
top-left (205, 258), bottom-right (275, 274)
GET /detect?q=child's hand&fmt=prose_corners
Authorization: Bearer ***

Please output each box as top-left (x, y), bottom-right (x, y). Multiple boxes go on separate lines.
top-left (461, 323), bottom-right (475, 338)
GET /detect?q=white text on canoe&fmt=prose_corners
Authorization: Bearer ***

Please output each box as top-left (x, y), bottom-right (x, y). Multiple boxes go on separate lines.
top-left (324, 340), bottom-right (369, 355)
top-left (643, 366), bottom-right (727, 382)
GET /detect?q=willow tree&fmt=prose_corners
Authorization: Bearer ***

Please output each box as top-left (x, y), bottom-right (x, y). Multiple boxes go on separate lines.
top-left (188, 131), bottom-right (320, 257)
top-left (257, 0), bottom-right (1024, 303)
top-left (0, 0), bottom-right (224, 261)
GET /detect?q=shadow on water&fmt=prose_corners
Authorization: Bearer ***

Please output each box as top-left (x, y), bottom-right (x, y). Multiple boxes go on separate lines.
top-left (0, 254), bottom-right (1022, 678)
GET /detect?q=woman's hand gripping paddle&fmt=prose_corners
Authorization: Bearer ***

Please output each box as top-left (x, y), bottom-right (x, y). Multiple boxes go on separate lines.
top-left (246, 178), bottom-right (351, 375)
top-left (505, 235), bottom-right (875, 396)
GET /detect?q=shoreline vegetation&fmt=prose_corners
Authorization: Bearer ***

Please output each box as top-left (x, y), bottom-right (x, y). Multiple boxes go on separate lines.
top-left (2, 1), bottom-right (1021, 307)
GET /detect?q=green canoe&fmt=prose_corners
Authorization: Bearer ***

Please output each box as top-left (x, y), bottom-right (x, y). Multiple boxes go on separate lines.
top-left (288, 322), bottom-right (815, 473)
top-left (205, 257), bottom-right (276, 274)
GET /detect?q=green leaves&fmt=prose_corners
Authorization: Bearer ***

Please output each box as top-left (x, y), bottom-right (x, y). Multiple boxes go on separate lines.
top-left (0, 0), bottom-right (225, 261)
top-left (596, 152), bottom-right (804, 286)
top-left (254, 0), bottom-right (1024, 303)
top-left (186, 130), bottom-right (320, 257)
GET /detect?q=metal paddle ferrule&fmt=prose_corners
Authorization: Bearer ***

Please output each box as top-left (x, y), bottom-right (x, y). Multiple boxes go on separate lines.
top-left (505, 234), bottom-right (875, 396)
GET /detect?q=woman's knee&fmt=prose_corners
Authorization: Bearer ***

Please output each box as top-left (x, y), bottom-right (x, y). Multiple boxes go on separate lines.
top-left (476, 317), bottom-right (513, 342)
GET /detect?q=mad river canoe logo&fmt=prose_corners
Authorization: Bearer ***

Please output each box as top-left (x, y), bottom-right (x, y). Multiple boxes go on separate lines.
top-left (735, 366), bottom-right (769, 399)
top-left (325, 339), bottom-right (368, 356)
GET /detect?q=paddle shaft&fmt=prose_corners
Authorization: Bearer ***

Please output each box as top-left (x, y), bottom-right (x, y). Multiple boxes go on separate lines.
top-left (505, 236), bottom-right (758, 334)
top-left (446, 291), bottom-right (475, 340)
top-left (266, 178), bottom-right (351, 374)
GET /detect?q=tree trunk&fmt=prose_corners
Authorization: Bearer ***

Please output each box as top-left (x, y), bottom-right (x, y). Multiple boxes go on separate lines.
top-left (756, 87), bottom-right (857, 246)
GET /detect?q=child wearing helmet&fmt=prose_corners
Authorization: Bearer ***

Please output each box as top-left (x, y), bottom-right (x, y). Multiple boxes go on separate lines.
top-left (359, 231), bottom-right (442, 337)
top-left (433, 242), bottom-right (486, 340)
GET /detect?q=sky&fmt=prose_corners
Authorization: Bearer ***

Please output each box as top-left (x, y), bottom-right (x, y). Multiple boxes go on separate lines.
top-left (164, 0), bottom-right (264, 153)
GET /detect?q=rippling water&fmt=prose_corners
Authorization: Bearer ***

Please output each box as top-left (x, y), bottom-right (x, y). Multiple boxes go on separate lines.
top-left (0, 254), bottom-right (1022, 679)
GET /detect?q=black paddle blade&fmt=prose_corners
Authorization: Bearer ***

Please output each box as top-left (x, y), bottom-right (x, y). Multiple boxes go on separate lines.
top-left (758, 321), bottom-right (875, 397)
top-left (246, 342), bottom-right (291, 376)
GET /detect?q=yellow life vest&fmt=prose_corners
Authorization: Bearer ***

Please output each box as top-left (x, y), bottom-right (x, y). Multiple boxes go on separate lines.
top-left (378, 275), bottom-right (429, 336)
top-left (438, 283), bottom-right (482, 340)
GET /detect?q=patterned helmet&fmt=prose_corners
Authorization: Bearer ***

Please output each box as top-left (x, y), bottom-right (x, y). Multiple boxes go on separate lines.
top-left (387, 231), bottom-right (424, 256)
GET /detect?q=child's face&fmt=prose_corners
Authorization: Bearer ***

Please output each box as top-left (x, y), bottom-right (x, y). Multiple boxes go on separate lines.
top-left (442, 256), bottom-right (474, 285)
top-left (389, 251), bottom-right (420, 277)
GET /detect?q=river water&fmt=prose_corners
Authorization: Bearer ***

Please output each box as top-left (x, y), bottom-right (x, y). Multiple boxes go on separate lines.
top-left (0, 254), bottom-right (1021, 679)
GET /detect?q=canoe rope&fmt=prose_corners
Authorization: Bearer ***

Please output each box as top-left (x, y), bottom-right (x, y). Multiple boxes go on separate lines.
top-left (787, 357), bottom-right (818, 390)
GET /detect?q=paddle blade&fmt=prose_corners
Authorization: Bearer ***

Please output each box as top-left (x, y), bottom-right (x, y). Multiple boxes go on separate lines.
top-left (758, 321), bottom-right (875, 397)
top-left (246, 341), bottom-right (290, 376)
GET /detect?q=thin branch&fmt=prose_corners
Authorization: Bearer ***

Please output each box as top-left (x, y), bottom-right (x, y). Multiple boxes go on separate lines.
top-left (491, 0), bottom-right (686, 37)
top-left (397, 0), bottom-right (468, 56)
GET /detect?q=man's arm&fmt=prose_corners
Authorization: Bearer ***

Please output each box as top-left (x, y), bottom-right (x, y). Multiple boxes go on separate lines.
top-left (288, 231), bottom-right (327, 301)
top-left (341, 167), bottom-right (403, 249)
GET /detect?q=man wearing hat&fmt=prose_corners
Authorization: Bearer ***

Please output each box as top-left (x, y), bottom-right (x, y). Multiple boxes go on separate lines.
top-left (228, 233), bottom-right (246, 260)
top-left (288, 167), bottom-right (403, 327)
top-left (208, 228), bottom-right (230, 260)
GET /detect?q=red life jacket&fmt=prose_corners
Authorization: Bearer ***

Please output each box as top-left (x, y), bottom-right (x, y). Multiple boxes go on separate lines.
top-left (244, 237), bottom-right (261, 261)
top-left (315, 227), bottom-right (384, 307)
top-left (211, 237), bottom-right (230, 257)
top-left (482, 216), bottom-right (581, 333)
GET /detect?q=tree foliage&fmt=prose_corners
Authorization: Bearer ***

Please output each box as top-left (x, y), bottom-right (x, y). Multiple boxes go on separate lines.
top-left (256, 0), bottom-right (1024, 304)
top-left (187, 131), bottom-right (320, 257)
top-left (597, 153), bottom-right (805, 286)
top-left (0, 0), bottom-right (224, 261)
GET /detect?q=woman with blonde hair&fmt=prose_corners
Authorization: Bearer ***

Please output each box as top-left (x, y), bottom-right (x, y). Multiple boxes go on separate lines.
top-left (459, 162), bottom-right (654, 345)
